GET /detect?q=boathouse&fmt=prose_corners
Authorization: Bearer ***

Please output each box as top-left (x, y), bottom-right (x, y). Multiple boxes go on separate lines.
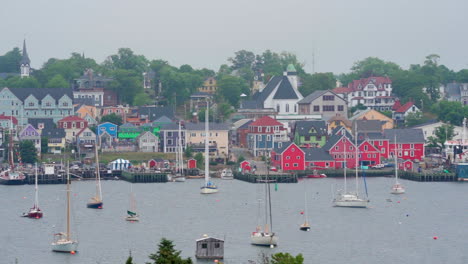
top-left (195, 235), bottom-right (224, 259)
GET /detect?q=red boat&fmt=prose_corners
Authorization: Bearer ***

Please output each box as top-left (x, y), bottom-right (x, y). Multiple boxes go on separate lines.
top-left (22, 164), bottom-right (43, 219)
top-left (306, 170), bottom-right (327, 178)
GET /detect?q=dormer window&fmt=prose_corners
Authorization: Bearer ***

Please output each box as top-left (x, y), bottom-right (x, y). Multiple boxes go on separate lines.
top-left (29, 102), bottom-right (34, 106)
top-left (46, 102), bottom-right (51, 107)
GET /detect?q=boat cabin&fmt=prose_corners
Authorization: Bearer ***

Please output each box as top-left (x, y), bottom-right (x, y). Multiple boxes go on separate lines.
top-left (195, 235), bottom-right (224, 259)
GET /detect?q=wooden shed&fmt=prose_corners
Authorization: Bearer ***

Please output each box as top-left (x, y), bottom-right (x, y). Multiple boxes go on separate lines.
top-left (195, 235), bottom-right (224, 259)
top-left (188, 158), bottom-right (197, 169)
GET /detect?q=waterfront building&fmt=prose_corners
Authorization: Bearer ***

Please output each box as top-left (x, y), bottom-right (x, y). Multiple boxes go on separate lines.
top-left (186, 122), bottom-right (229, 159)
top-left (137, 131), bottom-right (159, 152)
top-left (42, 128), bottom-right (66, 154)
top-left (271, 142), bottom-right (305, 171)
top-left (159, 123), bottom-right (186, 153)
top-left (246, 116), bottom-right (288, 157)
top-left (357, 137), bottom-right (382, 166)
top-left (322, 133), bottom-right (358, 169)
top-left (76, 127), bottom-right (97, 156)
top-left (384, 129), bottom-right (425, 162)
top-left (293, 120), bottom-right (328, 148)
top-left (304, 147), bottom-right (335, 170)
top-left (297, 90), bottom-right (348, 119)
top-left (0, 87), bottom-right (74, 125)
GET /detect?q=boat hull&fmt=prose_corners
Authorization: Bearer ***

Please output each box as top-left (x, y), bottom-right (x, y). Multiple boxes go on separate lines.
top-left (299, 226), bottom-right (310, 231)
top-left (26, 210), bottom-right (43, 219)
top-left (174, 177), bottom-right (186, 182)
top-left (333, 199), bottom-right (368, 208)
top-left (87, 202), bottom-right (103, 209)
top-left (52, 240), bottom-right (78, 252)
top-left (306, 174), bottom-right (327, 178)
top-left (251, 232), bottom-right (278, 247)
top-left (391, 184), bottom-right (405, 194)
top-left (126, 216), bottom-right (139, 221)
top-left (0, 178), bottom-right (25, 185)
top-left (200, 186), bottom-right (218, 194)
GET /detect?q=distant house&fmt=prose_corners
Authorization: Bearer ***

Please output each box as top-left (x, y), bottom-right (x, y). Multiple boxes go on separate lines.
top-left (322, 133), bottom-right (358, 169)
top-left (97, 122), bottom-right (118, 138)
top-left (384, 129), bottom-right (425, 161)
top-left (186, 122), bottom-right (229, 159)
top-left (356, 132), bottom-right (390, 159)
top-left (137, 131), bottom-right (159, 152)
top-left (236, 119), bottom-right (253, 148)
top-left (57, 116), bottom-right (88, 143)
top-left (271, 142), bottom-right (305, 171)
top-left (327, 116), bottom-right (352, 134)
top-left (76, 127), bottom-right (97, 156)
top-left (304, 147), bottom-right (335, 170)
top-left (138, 106), bottom-right (174, 122)
top-left (246, 116), bottom-right (288, 157)
top-left (72, 69), bottom-right (117, 106)
top-left (350, 109), bottom-right (394, 129)
top-left (42, 128), bottom-right (66, 154)
top-left (101, 105), bottom-right (130, 119)
top-left (333, 76), bottom-right (394, 111)
top-left (197, 77), bottom-right (218, 94)
top-left (392, 101), bottom-right (420, 124)
top-left (159, 123), bottom-right (186, 153)
top-left (357, 138), bottom-right (381, 166)
top-left (444, 83), bottom-right (468, 104)
top-left (293, 120), bottom-right (328, 147)
top-left (19, 124), bottom-right (41, 155)
top-left (0, 114), bottom-right (18, 129)
top-left (297, 90), bottom-right (348, 119)
top-left (118, 123), bottom-right (142, 139)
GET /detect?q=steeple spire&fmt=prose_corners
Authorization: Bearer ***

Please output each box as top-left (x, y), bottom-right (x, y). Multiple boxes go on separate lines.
top-left (20, 39), bottom-right (31, 78)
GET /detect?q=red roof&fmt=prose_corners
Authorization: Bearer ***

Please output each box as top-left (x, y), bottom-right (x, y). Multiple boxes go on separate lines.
top-left (392, 100), bottom-right (401, 111)
top-left (395, 102), bottom-right (415, 113)
top-left (348, 76), bottom-right (392, 92)
top-left (332, 87), bottom-right (353, 94)
top-left (58, 115), bottom-right (86, 122)
top-left (249, 116), bottom-right (283, 127)
top-left (0, 114), bottom-right (18, 125)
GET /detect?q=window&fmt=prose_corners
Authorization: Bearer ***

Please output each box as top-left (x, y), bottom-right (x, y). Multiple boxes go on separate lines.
top-left (286, 156), bottom-right (291, 160)
top-left (338, 105), bottom-right (344, 111)
top-left (266, 135), bottom-right (271, 141)
top-left (168, 132), bottom-right (173, 137)
top-left (294, 104), bottom-right (297, 112)
top-left (258, 127), bottom-right (261, 132)
top-left (350, 146), bottom-right (353, 151)
top-left (296, 156), bottom-right (301, 159)
top-left (381, 148), bottom-right (385, 154)
top-left (379, 141), bottom-right (383, 146)
top-left (63, 102), bottom-right (69, 106)
top-left (359, 154), bottom-right (362, 158)
top-left (28, 102), bottom-right (34, 106)
top-left (410, 144), bottom-right (414, 148)
top-left (323, 105), bottom-right (335, 111)
top-left (373, 154), bottom-right (376, 158)
top-left (191, 133), bottom-right (196, 136)
top-left (313, 106), bottom-right (319, 112)
top-left (286, 104), bottom-right (289, 112)
top-left (293, 163), bottom-right (298, 167)
top-left (323, 95), bottom-right (334, 101)
top-left (410, 151), bottom-right (414, 157)
top-left (258, 135), bottom-right (262, 141)
top-left (266, 126), bottom-right (271, 132)
top-left (201, 243), bottom-right (207, 249)
top-left (276, 104), bottom-right (280, 112)
top-left (367, 154), bottom-right (371, 158)
top-left (63, 123), bottom-right (67, 128)
top-left (364, 145), bottom-right (368, 151)
top-left (215, 243), bottom-right (220, 248)
top-left (326, 162), bottom-right (329, 167)
top-left (291, 147), bottom-right (295, 152)
top-left (168, 139), bottom-right (173, 145)
top-left (335, 146), bottom-right (339, 150)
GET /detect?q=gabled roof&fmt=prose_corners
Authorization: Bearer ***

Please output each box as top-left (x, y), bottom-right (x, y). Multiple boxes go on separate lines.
top-left (348, 76), bottom-right (392, 91)
top-left (327, 115), bottom-right (352, 127)
top-left (272, 76), bottom-right (299, 99)
top-left (332, 87), bottom-right (353, 94)
top-left (392, 100), bottom-right (401, 111)
top-left (273, 141), bottom-right (294, 154)
top-left (395, 101), bottom-right (415, 113)
top-left (58, 115), bottom-right (86, 123)
top-left (76, 127), bottom-right (96, 137)
top-left (383, 129), bottom-right (425, 143)
top-left (73, 97), bottom-right (96, 106)
top-left (294, 120), bottom-right (327, 136)
top-left (322, 134), bottom-right (342, 151)
top-left (252, 76), bottom-right (282, 103)
top-left (136, 130), bottom-right (158, 140)
top-left (28, 118), bottom-right (55, 129)
top-left (98, 122), bottom-right (117, 127)
top-left (239, 100), bottom-right (263, 109)
top-left (153, 115), bottom-right (172, 123)
top-left (42, 128), bottom-right (65, 138)
top-left (331, 126), bottom-right (353, 138)
top-left (249, 116), bottom-right (282, 127)
top-left (138, 106), bottom-right (174, 121)
top-left (356, 132), bottom-right (386, 141)
top-left (160, 123), bottom-right (181, 130)
top-left (185, 122), bottom-right (229, 131)
top-left (0, 114), bottom-right (18, 125)
top-left (303, 148), bottom-right (334, 161)
top-left (120, 122), bottom-right (135, 128)
top-left (445, 83), bottom-right (462, 97)
top-left (297, 90), bottom-right (327, 104)
top-left (8, 87), bottom-right (72, 103)
top-left (353, 120), bottom-right (383, 133)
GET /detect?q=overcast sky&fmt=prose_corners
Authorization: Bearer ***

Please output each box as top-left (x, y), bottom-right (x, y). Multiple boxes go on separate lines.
top-left (1, 0), bottom-right (467, 74)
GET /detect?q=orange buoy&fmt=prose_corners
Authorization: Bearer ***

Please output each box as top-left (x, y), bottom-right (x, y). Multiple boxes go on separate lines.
top-left (70, 251), bottom-right (76, 254)
top-left (433, 236), bottom-right (438, 240)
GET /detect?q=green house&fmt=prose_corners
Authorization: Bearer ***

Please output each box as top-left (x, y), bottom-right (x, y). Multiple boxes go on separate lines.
top-left (294, 120), bottom-right (328, 147)
top-left (118, 123), bottom-right (142, 139)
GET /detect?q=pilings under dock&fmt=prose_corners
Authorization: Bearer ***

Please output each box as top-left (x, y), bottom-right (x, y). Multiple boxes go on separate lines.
top-left (234, 172), bottom-right (297, 183)
top-left (121, 171), bottom-right (168, 183)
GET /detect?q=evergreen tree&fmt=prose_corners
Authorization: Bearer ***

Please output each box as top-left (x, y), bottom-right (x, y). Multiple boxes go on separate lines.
top-left (146, 238), bottom-right (192, 264)
top-left (20, 140), bottom-right (37, 164)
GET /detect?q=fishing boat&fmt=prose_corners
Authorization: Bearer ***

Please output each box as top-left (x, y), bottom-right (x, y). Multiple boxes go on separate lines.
top-left (251, 155), bottom-right (277, 247)
top-left (306, 169), bottom-right (327, 178)
top-left (52, 163), bottom-right (78, 253)
top-left (0, 124), bottom-right (25, 185)
top-left (333, 128), bottom-right (368, 208)
top-left (201, 100), bottom-right (218, 194)
top-left (220, 168), bottom-right (234, 180)
top-left (87, 144), bottom-right (103, 209)
top-left (391, 136), bottom-right (405, 194)
top-left (173, 121), bottom-right (186, 182)
top-left (22, 163), bottom-right (43, 219)
top-left (125, 184), bottom-right (139, 221)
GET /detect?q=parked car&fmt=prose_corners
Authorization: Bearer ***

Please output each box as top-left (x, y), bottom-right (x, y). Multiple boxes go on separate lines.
top-left (371, 164), bottom-right (385, 169)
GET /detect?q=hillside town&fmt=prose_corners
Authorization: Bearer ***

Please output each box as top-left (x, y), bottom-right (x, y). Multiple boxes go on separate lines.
top-left (0, 41), bottom-right (467, 180)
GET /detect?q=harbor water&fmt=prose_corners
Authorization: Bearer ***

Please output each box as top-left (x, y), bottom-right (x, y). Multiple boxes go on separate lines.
top-left (0, 177), bottom-right (467, 264)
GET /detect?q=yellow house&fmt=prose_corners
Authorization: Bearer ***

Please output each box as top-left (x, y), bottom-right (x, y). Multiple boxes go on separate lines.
top-left (197, 77), bottom-right (217, 94)
top-left (185, 122), bottom-right (229, 159)
top-left (327, 115), bottom-right (352, 134)
top-left (350, 109), bottom-right (394, 129)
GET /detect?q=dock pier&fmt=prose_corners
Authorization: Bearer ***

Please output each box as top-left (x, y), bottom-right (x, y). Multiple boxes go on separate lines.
top-left (234, 172), bottom-right (297, 183)
top-left (121, 171), bottom-right (168, 183)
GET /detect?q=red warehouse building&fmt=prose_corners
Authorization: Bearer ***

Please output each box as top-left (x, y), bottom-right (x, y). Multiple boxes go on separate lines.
top-left (271, 142), bottom-right (305, 171)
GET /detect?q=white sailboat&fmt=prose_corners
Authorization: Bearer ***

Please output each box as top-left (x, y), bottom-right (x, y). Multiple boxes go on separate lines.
top-left (22, 163), bottom-right (43, 218)
top-left (333, 129), bottom-right (368, 208)
top-left (251, 163), bottom-right (277, 247)
top-left (52, 163), bottom-right (78, 253)
top-left (126, 184), bottom-right (139, 221)
top-left (200, 100), bottom-right (218, 194)
top-left (87, 144), bottom-right (103, 209)
top-left (391, 136), bottom-right (405, 194)
top-left (173, 121), bottom-right (186, 182)
top-left (299, 186), bottom-right (310, 231)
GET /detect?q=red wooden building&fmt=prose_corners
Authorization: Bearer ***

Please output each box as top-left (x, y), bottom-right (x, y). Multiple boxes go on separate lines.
top-left (358, 140), bottom-right (381, 166)
top-left (322, 134), bottom-right (358, 169)
top-left (398, 159), bottom-right (414, 171)
top-left (188, 158), bottom-right (197, 169)
top-left (271, 142), bottom-right (305, 171)
top-left (384, 129), bottom-right (425, 162)
top-left (240, 160), bottom-right (251, 172)
top-left (57, 116), bottom-right (88, 130)
top-left (304, 147), bottom-right (335, 170)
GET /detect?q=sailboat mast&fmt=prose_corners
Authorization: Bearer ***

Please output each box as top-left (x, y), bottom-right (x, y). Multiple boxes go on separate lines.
top-left (395, 135), bottom-right (399, 183)
top-left (267, 163), bottom-right (273, 232)
top-left (94, 142), bottom-right (102, 200)
top-left (343, 135), bottom-right (347, 194)
top-left (204, 100), bottom-right (209, 185)
top-left (66, 162), bottom-right (71, 240)
top-left (35, 163), bottom-right (39, 208)
top-left (355, 125), bottom-right (359, 196)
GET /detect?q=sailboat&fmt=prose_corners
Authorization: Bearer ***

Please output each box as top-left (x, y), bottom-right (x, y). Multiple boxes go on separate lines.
top-left (299, 186), bottom-right (310, 231)
top-left (391, 136), bottom-right (405, 194)
top-left (173, 121), bottom-right (186, 182)
top-left (52, 163), bottom-right (78, 253)
top-left (251, 160), bottom-right (277, 247)
top-left (126, 184), bottom-right (139, 221)
top-left (0, 122), bottom-right (25, 185)
top-left (87, 143), bottom-right (103, 209)
top-left (333, 129), bottom-right (368, 208)
top-left (22, 163), bottom-right (43, 218)
top-left (200, 100), bottom-right (218, 194)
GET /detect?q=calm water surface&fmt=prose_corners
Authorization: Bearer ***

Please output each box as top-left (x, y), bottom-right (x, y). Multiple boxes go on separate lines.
top-left (0, 177), bottom-right (467, 264)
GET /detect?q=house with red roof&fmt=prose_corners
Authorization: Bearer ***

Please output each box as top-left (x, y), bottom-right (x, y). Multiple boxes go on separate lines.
top-left (57, 116), bottom-right (88, 143)
top-left (271, 142), bottom-right (305, 171)
top-left (0, 114), bottom-right (18, 129)
top-left (246, 116), bottom-right (289, 156)
top-left (333, 76), bottom-right (394, 111)
top-left (392, 100), bottom-right (420, 125)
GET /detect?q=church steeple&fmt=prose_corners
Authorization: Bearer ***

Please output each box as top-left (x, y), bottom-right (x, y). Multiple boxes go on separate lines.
top-left (20, 39), bottom-right (31, 78)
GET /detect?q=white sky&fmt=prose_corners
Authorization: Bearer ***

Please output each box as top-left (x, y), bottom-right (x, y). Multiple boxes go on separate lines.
top-left (1, 0), bottom-right (467, 74)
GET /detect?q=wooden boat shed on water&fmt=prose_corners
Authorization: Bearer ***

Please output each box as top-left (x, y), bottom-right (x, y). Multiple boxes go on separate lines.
top-left (195, 235), bottom-right (224, 259)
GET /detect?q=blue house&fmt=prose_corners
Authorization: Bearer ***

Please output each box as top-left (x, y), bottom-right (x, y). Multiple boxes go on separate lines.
top-left (97, 122), bottom-right (118, 138)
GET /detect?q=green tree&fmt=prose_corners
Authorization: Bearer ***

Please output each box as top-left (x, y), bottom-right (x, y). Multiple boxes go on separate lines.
top-left (5, 76), bottom-right (41, 88)
top-left (194, 152), bottom-right (204, 169)
top-left (103, 48), bottom-right (149, 74)
top-left (184, 145), bottom-right (193, 158)
top-left (350, 103), bottom-right (367, 114)
top-left (133, 92), bottom-right (153, 106)
top-left (404, 112), bottom-right (425, 127)
top-left (146, 238), bottom-right (192, 264)
top-left (101, 113), bottom-right (123, 126)
top-left (271, 253), bottom-right (304, 264)
top-left (41, 137), bottom-right (49, 154)
top-left (46, 74), bottom-right (68, 88)
top-left (109, 69), bottom-right (142, 105)
top-left (379, 110), bottom-right (393, 119)
top-left (427, 124), bottom-right (455, 152)
top-left (299, 72), bottom-right (336, 96)
top-left (217, 75), bottom-right (249, 107)
top-left (20, 140), bottom-right (37, 164)
top-left (0, 47), bottom-right (22, 73)
top-left (216, 102), bottom-right (234, 122)
top-left (229, 50), bottom-right (256, 70)
top-left (126, 255), bottom-right (135, 264)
